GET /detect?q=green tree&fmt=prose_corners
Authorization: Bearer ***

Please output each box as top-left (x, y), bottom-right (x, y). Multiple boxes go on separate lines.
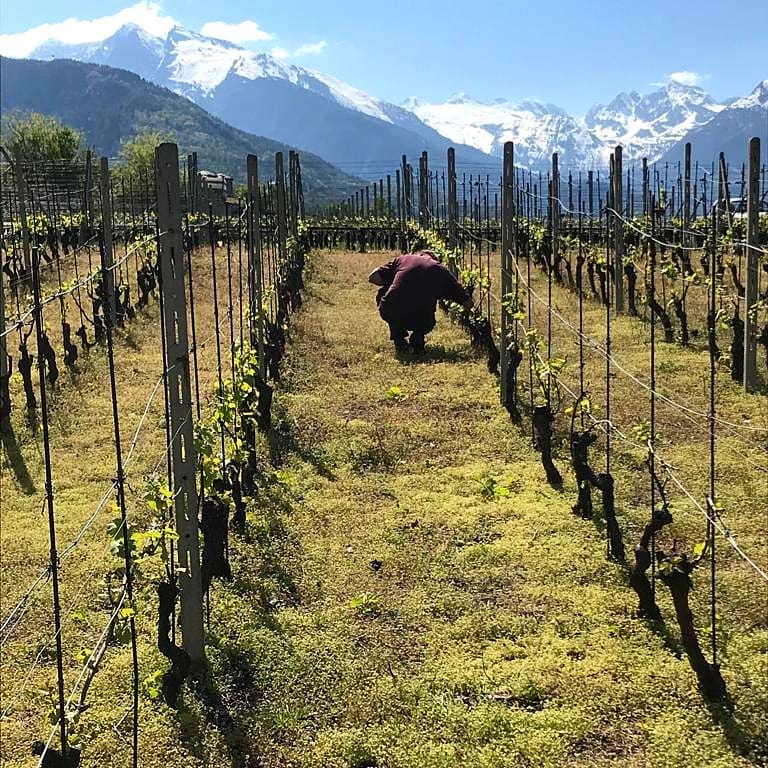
top-left (0, 111), bottom-right (83, 163)
top-left (115, 130), bottom-right (172, 182)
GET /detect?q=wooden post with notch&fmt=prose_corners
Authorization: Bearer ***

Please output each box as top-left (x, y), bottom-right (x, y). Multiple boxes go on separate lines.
top-left (719, 153), bottom-right (731, 228)
top-left (642, 158), bottom-right (649, 218)
top-left (684, 142), bottom-right (692, 238)
top-left (395, 169), bottom-right (402, 223)
top-left (0, 155), bottom-right (8, 395)
top-left (419, 152), bottom-right (429, 227)
top-left (551, 152), bottom-right (560, 279)
top-left (247, 154), bottom-right (266, 379)
top-left (744, 137), bottom-right (760, 392)
top-left (12, 150), bottom-right (32, 282)
top-left (154, 142), bottom-right (205, 662)
top-left (613, 145), bottom-right (624, 313)
top-left (500, 142), bottom-right (514, 406)
top-left (447, 148), bottom-right (458, 273)
top-left (99, 158), bottom-right (117, 323)
top-left (402, 155), bottom-right (411, 221)
top-left (275, 153), bottom-right (288, 268)
top-left (0, 220), bottom-right (6, 388)
top-left (79, 149), bottom-right (93, 247)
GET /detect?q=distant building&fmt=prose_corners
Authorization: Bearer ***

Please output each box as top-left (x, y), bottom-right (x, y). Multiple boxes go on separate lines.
top-left (196, 170), bottom-right (234, 214)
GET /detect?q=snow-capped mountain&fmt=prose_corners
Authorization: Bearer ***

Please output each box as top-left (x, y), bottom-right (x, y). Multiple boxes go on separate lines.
top-left (33, 23), bottom-right (165, 83)
top-left (402, 94), bottom-right (604, 167)
top-left (403, 82), bottom-right (755, 167)
top-left (26, 24), bottom-right (494, 175)
top-left (659, 79), bottom-right (768, 165)
top-left (585, 82), bottom-right (725, 162)
top-left (34, 24), bottom-right (396, 120)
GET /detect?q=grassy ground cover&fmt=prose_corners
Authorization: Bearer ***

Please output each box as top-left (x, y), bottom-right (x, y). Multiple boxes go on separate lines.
top-left (1, 246), bottom-right (765, 767)
top-left (197, 249), bottom-right (766, 767)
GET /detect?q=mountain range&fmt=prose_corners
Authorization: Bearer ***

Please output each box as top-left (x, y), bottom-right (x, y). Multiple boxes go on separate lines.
top-left (27, 24), bottom-right (495, 176)
top-left (406, 81), bottom-right (767, 168)
top-left (6, 22), bottom-right (768, 176)
top-left (0, 57), bottom-right (362, 204)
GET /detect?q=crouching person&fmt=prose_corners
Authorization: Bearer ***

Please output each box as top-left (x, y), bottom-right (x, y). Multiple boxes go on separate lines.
top-left (368, 251), bottom-right (472, 353)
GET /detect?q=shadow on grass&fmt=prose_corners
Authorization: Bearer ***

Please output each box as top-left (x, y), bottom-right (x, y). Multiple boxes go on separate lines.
top-left (706, 697), bottom-right (765, 764)
top-left (394, 342), bottom-right (476, 365)
top-left (177, 658), bottom-right (259, 768)
top-left (266, 409), bottom-right (336, 480)
top-left (242, 507), bottom-right (301, 620)
top-left (176, 473), bottom-right (305, 765)
top-left (300, 284), bottom-right (335, 306)
top-left (1, 423), bottom-right (35, 494)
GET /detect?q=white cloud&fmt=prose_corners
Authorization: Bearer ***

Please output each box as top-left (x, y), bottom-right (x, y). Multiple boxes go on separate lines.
top-left (293, 40), bottom-right (327, 56)
top-left (271, 41), bottom-right (327, 60)
top-left (0, 4), bottom-right (325, 63)
top-left (0, 1), bottom-right (176, 58)
top-left (668, 70), bottom-right (708, 87)
top-left (200, 20), bottom-right (272, 44)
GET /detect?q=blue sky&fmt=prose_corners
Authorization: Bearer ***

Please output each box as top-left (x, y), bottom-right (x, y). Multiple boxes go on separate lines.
top-left (1, 0), bottom-right (766, 114)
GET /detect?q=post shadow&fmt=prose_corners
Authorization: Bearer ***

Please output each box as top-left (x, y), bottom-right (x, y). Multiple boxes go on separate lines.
top-left (1, 422), bottom-right (36, 494)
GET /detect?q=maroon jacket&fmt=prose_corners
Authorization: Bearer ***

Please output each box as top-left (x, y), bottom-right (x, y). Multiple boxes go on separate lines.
top-left (373, 252), bottom-right (469, 329)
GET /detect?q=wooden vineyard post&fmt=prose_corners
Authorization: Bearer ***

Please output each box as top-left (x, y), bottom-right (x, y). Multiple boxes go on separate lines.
top-left (79, 149), bottom-right (93, 247)
top-left (154, 142), bottom-right (205, 662)
top-left (0, 215), bottom-right (7, 428)
top-left (296, 155), bottom-right (305, 220)
top-left (613, 145), bottom-right (625, 313)
top-left (191, 152), bottom-right (200, 213)
top-left (744, 137), bottom-right (760, 392)
top-left (642, 158), bottom-right (649, 218)
top-left (447, 148), bottom-right (458, 274)
top-left (378, 178), bottom-right (384, 217)
top-left (402, 155), bottom-right (411, 221)
top-left (551, 152), bottom-right (560, 280)
top-left (99, 158), bottom-right (117, 324)
top-left (186, 154), bottom-right (194, 211)
top-left (13, 150), bottom-right (32, 282)
top-left (0, 163), bottom-right (7, 399)
top-left (395, 169), bottom-right (402, 224)
top-left (719, 153), bottom-right (731, 228)
top-left (684, 143), bottom-right (692, 238)
top-left (247, 155), bottom-right (266, 379)
top-left (419, 151), bottom-right (429, 227)
top-left (289, 151), bottom-right (300, 243)
top-left (500, 142), bottom-right (514, 406)
top-left (276, 153), bottom-right (288, 268)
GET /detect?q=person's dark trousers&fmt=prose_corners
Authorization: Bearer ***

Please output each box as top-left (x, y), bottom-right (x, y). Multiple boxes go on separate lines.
top-left (409, 314), bottom-right (436, 352)
top-left (387, 322), bottom-right (408, 350)
top-left (409, 330), bottom-right (426, 352)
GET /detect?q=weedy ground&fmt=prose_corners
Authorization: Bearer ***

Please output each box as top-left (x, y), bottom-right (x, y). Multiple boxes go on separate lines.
top-left (1, 247), bottom-right (766, 767)
top-left (0, 243), bottom-right (240, 767)
top-left (198, 249), bottom-right (766, 767)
